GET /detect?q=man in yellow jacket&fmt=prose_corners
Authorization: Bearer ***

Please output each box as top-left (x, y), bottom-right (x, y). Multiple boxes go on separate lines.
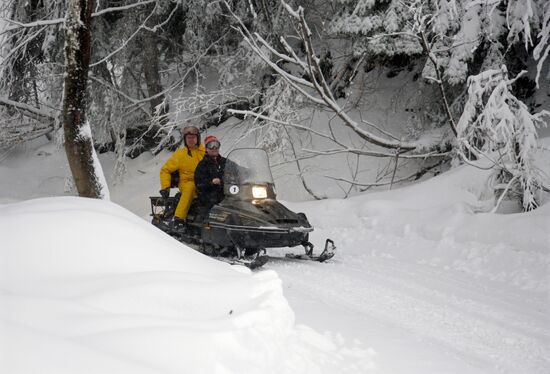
top-left (159, 125), bottom-right (205, 225)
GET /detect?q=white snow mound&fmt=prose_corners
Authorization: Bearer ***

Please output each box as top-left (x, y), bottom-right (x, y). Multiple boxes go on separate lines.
top-left (0, 197), bottom-right (372, 374)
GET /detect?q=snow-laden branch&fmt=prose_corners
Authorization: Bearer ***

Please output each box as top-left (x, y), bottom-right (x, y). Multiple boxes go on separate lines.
top-left (0, 97), bottom-right (57, 146)
top-left (92, 0), bottom-right (157, 18)
top-left (0, 18), bottom-right (61, 33)
top-left (0, 122), bottom-right (54, 148)
top-left (533, 2), bottom-right (550, 88)
top-left (2, 26), bottom-right (48, 66)
top-left (90, 3), bottom-right (159, 67)
top-left (456, 66), bottom-right (550, 211)
top-left (0, 0), bottom-right (158, 33)
top-left (0, 96), bottom-right (56, 123)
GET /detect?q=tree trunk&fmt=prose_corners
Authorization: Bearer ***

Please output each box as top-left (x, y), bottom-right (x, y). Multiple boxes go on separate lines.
top-left (63, 0), bottom-right (108, 199)
top-left (142, 8), bottom-right (168, 122)
top-left (142, 31), bottom-right (167, 118)
top-left (139, 10), bottom-right (169, 154)
top-left (7, 0), bottom-right (44, 109)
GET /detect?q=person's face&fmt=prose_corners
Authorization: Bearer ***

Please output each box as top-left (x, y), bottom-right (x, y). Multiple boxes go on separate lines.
top-left (205, 141), bottom-right (220, 156)
top-left (185, 133), bottom-right (198, 147)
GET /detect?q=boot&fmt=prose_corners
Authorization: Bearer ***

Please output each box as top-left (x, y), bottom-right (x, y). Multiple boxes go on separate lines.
top-left (173, 217), bottom-right (187, 230)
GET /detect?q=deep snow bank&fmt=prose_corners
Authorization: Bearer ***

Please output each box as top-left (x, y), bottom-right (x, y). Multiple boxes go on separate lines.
top-left (0, 197), bottom-right (373, 373)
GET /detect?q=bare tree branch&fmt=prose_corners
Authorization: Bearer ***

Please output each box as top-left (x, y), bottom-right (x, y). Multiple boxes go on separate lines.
top-left (229, 108), bottom-right (450, 161)
top-left (323, 159), bottom-right (446, 190)
top-left (224, 0), bottom-right (417, 151)
top-left (418, 29), bottom-right (458, 136)
top-left (302, 148), bottom-right (450, 159)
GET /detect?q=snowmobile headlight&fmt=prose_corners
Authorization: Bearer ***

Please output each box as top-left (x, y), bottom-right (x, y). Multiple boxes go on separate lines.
top-left (252, 185), bottom-right (268, 199)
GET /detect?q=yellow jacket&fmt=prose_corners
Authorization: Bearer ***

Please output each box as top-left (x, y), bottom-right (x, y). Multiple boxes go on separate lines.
top-left (160, 145), bottom-right (205, 189)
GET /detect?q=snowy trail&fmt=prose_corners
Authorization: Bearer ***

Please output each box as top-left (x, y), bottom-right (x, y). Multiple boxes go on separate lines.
top-left (346, 257), bottom-right (549, 339)
top-left (267, 249), bottom-right (550, 374)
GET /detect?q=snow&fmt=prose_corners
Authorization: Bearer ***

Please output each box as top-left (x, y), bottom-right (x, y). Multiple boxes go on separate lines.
top-left (1, 135), bottom-right (549, 373)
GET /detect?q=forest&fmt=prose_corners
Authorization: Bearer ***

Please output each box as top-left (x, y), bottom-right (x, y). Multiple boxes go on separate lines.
top-left (1, 0), bottom-right (549, 210)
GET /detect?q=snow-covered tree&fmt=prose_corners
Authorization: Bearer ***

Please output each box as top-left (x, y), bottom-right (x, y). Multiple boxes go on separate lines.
top-left (456, 66), bottom-right (549, 211)
top-left (1, 0), bottom-right (548, 204)
top-left (328, 0), bottom-right (549, 86)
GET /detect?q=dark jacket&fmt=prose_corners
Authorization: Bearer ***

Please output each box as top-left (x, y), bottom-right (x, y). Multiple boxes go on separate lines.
top-left (194, 155), bottom-right (227, 208)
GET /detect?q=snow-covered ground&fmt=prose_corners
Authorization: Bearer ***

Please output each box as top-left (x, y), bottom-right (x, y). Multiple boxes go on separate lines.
top-left (1, 137), bottom-right (549, 373)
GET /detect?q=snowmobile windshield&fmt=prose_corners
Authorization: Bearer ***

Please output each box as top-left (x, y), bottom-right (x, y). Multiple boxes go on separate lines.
top-left (223, 148), bottom-right (274, 186)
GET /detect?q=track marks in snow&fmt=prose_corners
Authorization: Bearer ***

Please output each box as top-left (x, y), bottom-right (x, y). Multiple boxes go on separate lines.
top-left (272, 258), bottom-right (550, 374)
top-left (352, 257), bottom-right (549, 341)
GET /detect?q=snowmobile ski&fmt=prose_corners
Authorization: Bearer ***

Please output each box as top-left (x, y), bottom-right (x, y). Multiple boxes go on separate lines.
top-left (285, 239), bottom-right (336, 262)
top-left (196, 244), bottom-right (269, 270)
top-left (214, 254), bottom-right (269, 270)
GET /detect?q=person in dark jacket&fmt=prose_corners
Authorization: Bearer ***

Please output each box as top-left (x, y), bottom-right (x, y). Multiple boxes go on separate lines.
top-left (194, 135), bottom-right (226, 221)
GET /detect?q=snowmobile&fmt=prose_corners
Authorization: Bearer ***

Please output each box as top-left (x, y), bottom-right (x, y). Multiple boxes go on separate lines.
top-left (150, 148), bottom-right (335, 269)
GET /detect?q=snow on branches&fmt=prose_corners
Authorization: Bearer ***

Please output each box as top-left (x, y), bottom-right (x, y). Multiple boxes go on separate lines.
top-left (457, 66), bottom-right (549, 211)
top-left (328, 0), bottom-right (550, 86)
top-left (533, 1), bottom-right (550, 87)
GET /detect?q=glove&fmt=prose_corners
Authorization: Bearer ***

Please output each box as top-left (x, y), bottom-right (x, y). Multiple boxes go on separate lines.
top-left (159, 188), bottom-right (170, 199)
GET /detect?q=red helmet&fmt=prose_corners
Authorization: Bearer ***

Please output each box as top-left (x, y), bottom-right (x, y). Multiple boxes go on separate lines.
top-left (204, 135), bottom-right (220, 149)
